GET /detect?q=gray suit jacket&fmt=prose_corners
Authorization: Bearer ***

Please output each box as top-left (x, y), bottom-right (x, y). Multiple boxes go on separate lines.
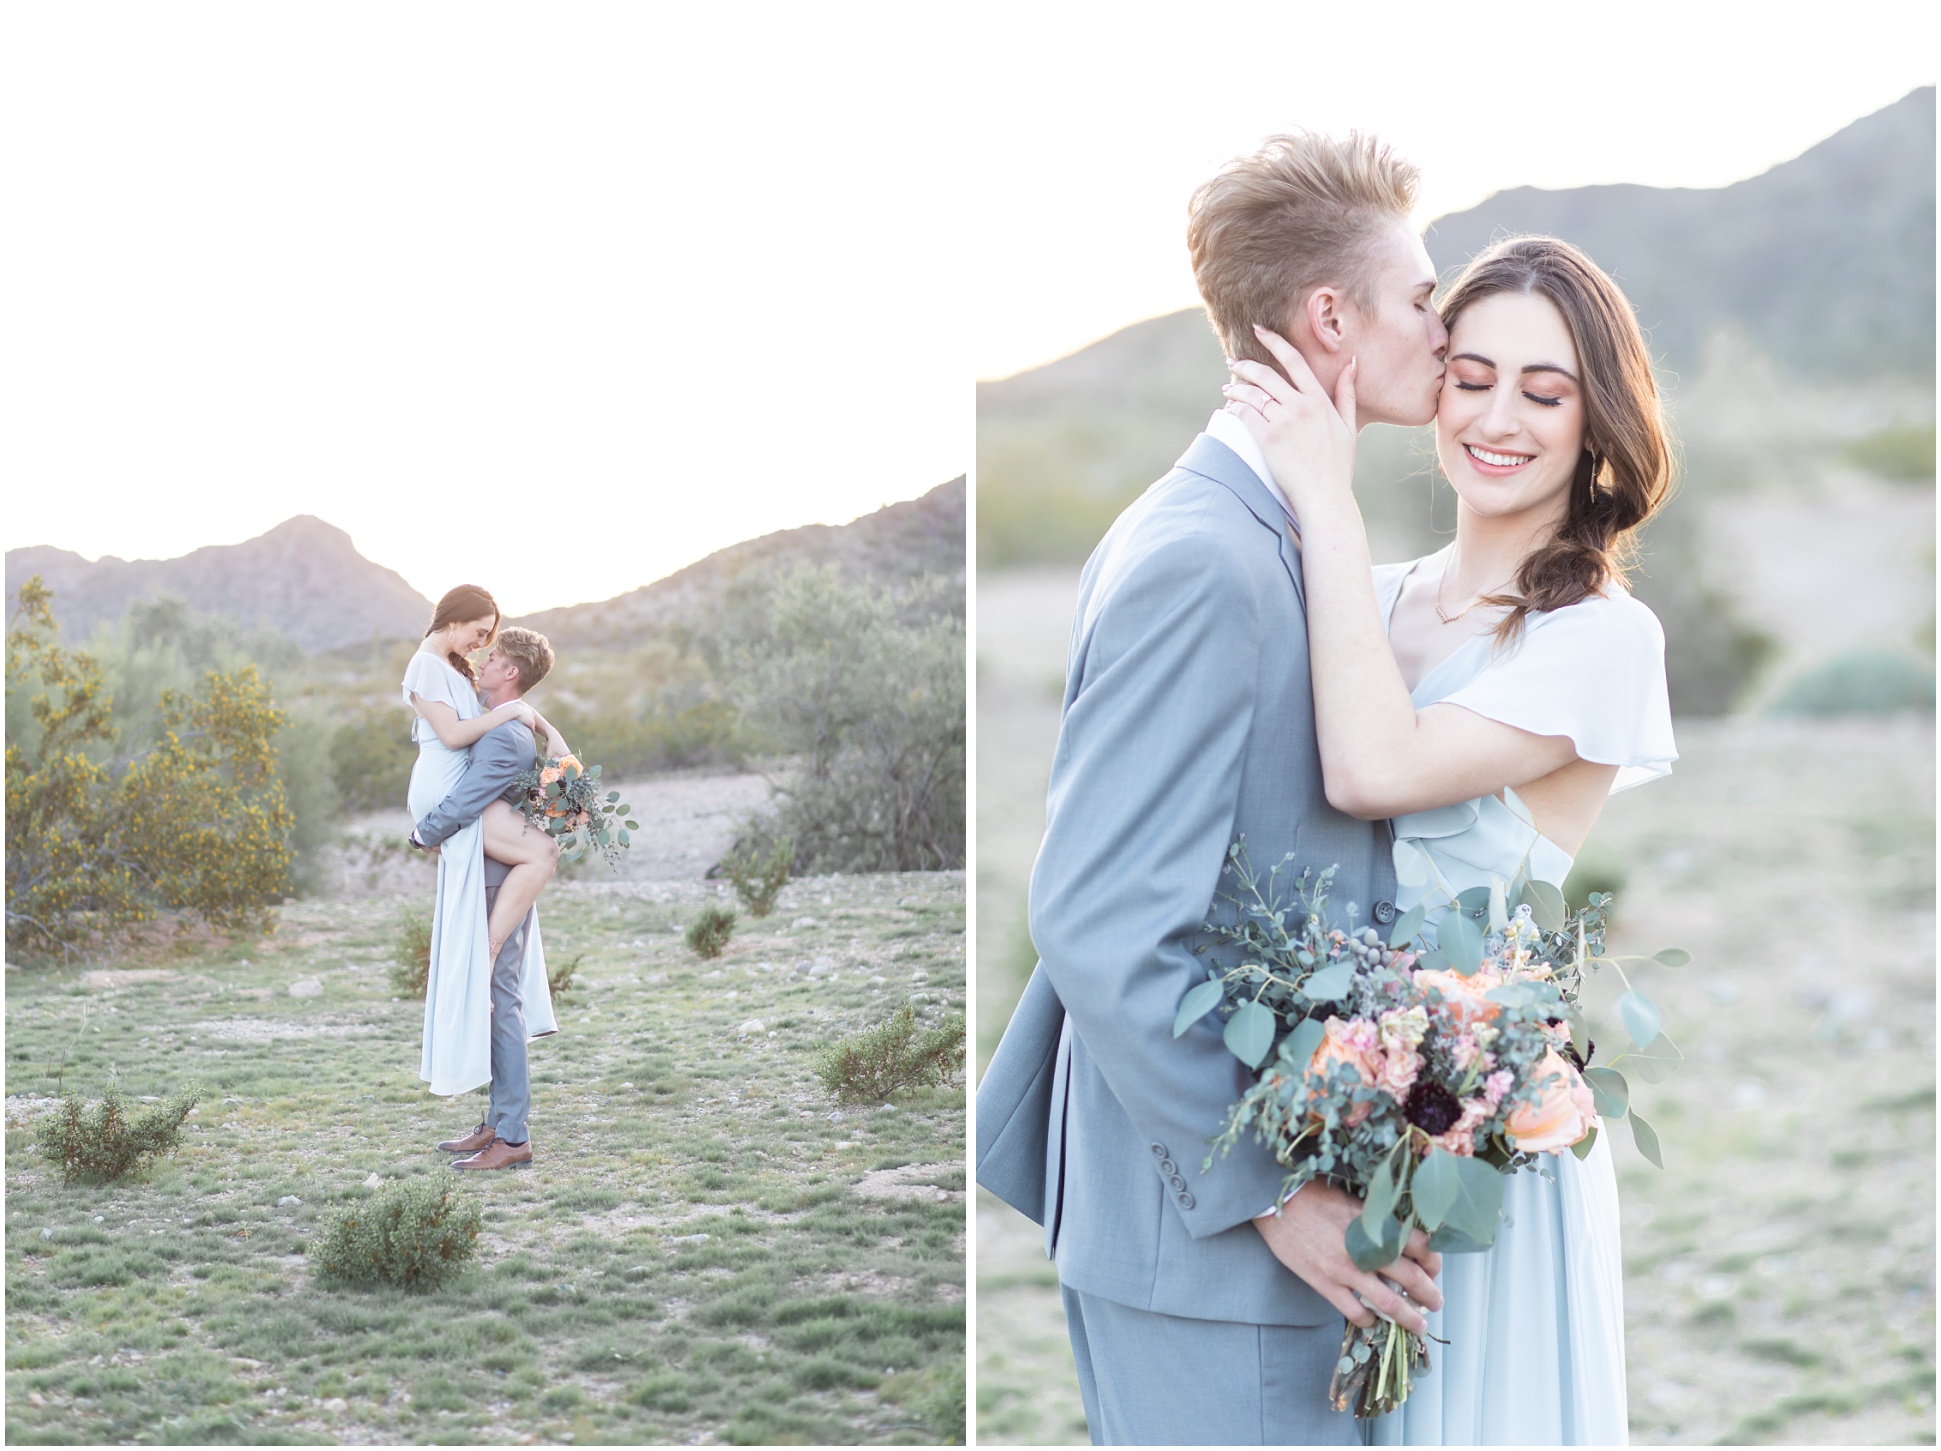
top-left (975, 434), bottom-right (1399, 1327)
top-left (415, 717), bottom-right (537, 866)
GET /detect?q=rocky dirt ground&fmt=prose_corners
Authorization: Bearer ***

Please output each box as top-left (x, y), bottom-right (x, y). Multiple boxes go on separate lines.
top-left (973, 567), bottom-right (1935, 1447)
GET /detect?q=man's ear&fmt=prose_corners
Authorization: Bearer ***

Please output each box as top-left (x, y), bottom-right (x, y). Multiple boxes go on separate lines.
top-left (1303, 284), bottom-right (1349, 356)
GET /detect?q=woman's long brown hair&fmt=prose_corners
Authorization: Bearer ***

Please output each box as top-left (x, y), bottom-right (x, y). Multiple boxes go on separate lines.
top-left (424, 585), bottom-right (499, 682)
top-left (1439, 236), bottom-right (1676, 643)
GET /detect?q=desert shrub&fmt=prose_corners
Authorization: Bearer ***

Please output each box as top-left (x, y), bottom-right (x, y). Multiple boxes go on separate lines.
top-left (7, 580), bottom-right (294, 958)
top-left (721, 836), bottom-right (794, 918)
top-left (1846, 422), bottom-right (1936, 482)
top-left (329, 708), bottom-right (417, 814)
top-left (813, 1006), bottom-right (966, 1102)
top-left (686, 904), bottom-right (737, 959)
top-left (1767, 650), bottom-right (1936, 716)
top-left (731, 566), bottom-right (964, 873)
top-left (392, 912), bottom-right (433, 999)
top-left (312, 1177), bottom-right (481, 1290)
top-left (36, 1083), bottom-right (201, 1184)
top-left (548, 951), bottom-right (584, 1000)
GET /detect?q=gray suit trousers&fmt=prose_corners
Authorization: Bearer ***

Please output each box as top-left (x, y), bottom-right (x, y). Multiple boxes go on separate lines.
top-left (481, 877), bottom-right (532, 1145)
top-left (1062, 1286), bottom-right (1356, 1446)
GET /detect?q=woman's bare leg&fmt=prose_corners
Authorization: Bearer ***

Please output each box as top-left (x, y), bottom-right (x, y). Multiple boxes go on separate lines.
top-left (481, 801), bottom-right (558, 959)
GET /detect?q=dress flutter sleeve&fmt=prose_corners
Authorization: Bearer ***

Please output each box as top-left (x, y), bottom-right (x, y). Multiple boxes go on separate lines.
top-left (401, 651), bottom-right (450, 712)
top-left (1437, 591), bottom-right (1677, 794)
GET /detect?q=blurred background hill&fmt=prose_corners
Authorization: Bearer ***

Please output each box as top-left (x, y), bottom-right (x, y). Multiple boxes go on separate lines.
top-left (978, 87), bottom-right (1935, 718)
top-left (6, 479), bottom-right (966, 912)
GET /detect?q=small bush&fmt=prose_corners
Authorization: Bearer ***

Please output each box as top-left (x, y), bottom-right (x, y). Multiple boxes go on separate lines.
top-left (813, 1006), bottom-right (966, 1102)
top-left (391, 913), bottom-right (433, 1000)
top-left (685, 905), bottom-right (737, 960)
top-left (312, 1177), bottom-right (481, 1290)
top-left (548, 951), bottom-right (584, 1000)
top-left (1767, 650), bottom-right (1937, 716)
top-left (721, 835), bottom-right (794, 918)
top-left (36, 1083), bottom-right (200, 1184)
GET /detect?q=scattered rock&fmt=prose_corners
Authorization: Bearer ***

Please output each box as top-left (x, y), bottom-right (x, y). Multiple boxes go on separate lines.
top-left (39, 1227), bottom-right (52, 1240)
top-left (737, 1019), bottom-right (765, 1036)
top-left (868, 975), bottom-right (886, 986)
top-left (289, 980), bottom-right (323, 999)
top-left (93, 1215), bottom-right (104, 1223)
top-left (363, 1173), bottom-right (383, 1189)
top-left (324, 1397), bottom-right (347, 1412)
top-left (790, 916), bottom-right (818, 930)
top-left (910, 992), bottom-right (930, 1003)
top-left (26, 1393), bottom-right (45, 1408)
top-left (619, 1082), bottom-right (635, 1090)
top-left (827, 1110), bottom-right (845, 1123)
top-left (664, 1233), bottom-right (711, 1246)
top-left (277, 1195), bottom-right (303, 1208)
top-left (77, 968), bottom-right (179, 991)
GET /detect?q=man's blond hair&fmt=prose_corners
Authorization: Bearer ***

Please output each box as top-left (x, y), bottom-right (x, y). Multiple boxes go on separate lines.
top-left (495, 627), bottom-right (554, 693)
top-left (1187, 131), bottom-right (1419, 365)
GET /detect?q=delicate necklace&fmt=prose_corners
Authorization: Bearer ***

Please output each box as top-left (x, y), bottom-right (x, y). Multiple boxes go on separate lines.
top-left (1433, 550), bottom-right (1512, 626)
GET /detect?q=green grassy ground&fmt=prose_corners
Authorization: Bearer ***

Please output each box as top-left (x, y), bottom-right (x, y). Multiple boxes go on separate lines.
top-left (6, 871), bottom-right (966, 1445)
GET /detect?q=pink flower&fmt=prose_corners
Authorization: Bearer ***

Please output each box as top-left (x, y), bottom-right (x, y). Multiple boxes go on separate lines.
top-left (1483, 1069), bottom-right (1514, 1107)
top-left (1415, 968), bottom-right (1504, 1029)
top-left (1505, 1049), bottom-right (1598, 1154)
top-left (1451, 1029), bottom-right (1482, 1072)
top-left (1307, 1017), bottom-right (1380, 1125)
top-left (1376, 1006), bottom-right (1428, 1099)
top-left (1429, 1097), bottom-right (1493, 1158)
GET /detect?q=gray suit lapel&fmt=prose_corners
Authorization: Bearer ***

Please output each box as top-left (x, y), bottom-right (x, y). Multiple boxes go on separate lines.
top-left (1175, 434), bottom-right (1305, 611)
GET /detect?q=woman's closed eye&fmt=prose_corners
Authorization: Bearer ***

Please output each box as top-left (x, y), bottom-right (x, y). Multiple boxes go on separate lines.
top-left (1451, 379), bottom-right (1564, 407)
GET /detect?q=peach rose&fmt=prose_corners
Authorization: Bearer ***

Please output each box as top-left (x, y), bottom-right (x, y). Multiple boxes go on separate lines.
top-left (1415, 967), bottom-right (1503, 1028)
top-left (540, 766), bottom-right (562, 786)
top-left (1505, 1048), bottom-right (1598, 1154)
top-left (1307, 1016), bottom-right (1380, 1124)
top-left (557, 754), bottom-right (584, 775)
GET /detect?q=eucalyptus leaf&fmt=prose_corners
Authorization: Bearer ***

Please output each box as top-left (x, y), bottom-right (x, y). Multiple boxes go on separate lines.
top-left (1410, 1147), bottom-right (1460, 1232)
top-left (1618, 989), bottom-right (1663, 1050)
top-left (1303, 961), bottom-right (1357, 1002)
top-left (1440, 1155), bottom-right (1505, 1243)
top-left (1629, 1111), bottom-right (1664, 1169)
top-left (1570, 1123), bottom-right (1599, 1161)
top-left (1387, 902), bottom-right (1426, 950)
top-left (1344, 1208), bottom-right (1408, 1273)
top-left (624, 820), bottom-right (640, 831)
top-left (1279, 1017), bottom-right (1326, 1074)
top-left (1173, 979), bottom-right (1225, 1038)
top-left (1414, 950), bottom-right (1449, 972)
top-left (1362, 1157), bottom-right (1399, 1228)
top-left (1652, 948), bottom-right (1692, 967)
top-left (1518, 879), bottom-right (1566, 934)
top-left (1223, 1000), bottom-right (1275, 1069)
top-left (1427, 1221), bottom-right (1495, 1255)
top-left (606, 791), bottom-right (620, 803)
top-left (1582, 1066), bottom-right (1629, 1119)
top-left (1440, 910), bottom-right (1484, 975)
top-left (1454, 886), bottom-right (1493, 920)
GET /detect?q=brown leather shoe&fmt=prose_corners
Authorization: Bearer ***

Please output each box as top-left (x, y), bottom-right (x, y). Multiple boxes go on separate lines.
top-left (437, 1120), bottom-right (494, 1153)
top-left (453, 1136), bottom-right (532, 1171)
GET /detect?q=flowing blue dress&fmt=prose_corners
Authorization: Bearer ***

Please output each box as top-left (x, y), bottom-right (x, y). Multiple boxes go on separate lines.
top-left (1366, 551), bottom-right (1676, 1447)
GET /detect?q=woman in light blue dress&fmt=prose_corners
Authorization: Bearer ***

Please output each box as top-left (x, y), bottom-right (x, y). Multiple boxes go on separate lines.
top-left (1224, 236), bottom-right (1677, 1443)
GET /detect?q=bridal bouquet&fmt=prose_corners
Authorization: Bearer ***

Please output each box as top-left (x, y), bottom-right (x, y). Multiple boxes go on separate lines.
top-left (511, 754), bottom-right (639, 869)
top-left (1175, 843), bottom-right (1688, 1417)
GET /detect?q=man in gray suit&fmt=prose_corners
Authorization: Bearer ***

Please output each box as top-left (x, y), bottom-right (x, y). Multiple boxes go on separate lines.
top-left (409, 626), bottom-right (560, 1171)
top-left (975, 133), bottom-right (1452, 1443)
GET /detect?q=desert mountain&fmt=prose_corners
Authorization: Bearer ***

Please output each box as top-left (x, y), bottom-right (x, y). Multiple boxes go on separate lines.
top-left (513, 476), bottom-right (966, 649)
top-left (8, 479), bottom-right (966, 654)
top-left (6, 516), bottom-right (430, 653)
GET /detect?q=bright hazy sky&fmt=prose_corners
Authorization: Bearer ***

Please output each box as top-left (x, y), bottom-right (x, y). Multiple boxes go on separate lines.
top-left (969, 2), bottom-right (1938, 380)
top-left (2, 6), bottom-right (969, 616)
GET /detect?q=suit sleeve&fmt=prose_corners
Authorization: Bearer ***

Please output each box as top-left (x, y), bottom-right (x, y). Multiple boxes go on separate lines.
top-left (1029, 526), bottom-right (1289, 1238)
top-left (415, 725), bottom-right (529, 847)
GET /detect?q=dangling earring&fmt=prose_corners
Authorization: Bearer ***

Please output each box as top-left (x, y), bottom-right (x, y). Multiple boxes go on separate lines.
top-left (1586, 450), bottom-right (1600, 504)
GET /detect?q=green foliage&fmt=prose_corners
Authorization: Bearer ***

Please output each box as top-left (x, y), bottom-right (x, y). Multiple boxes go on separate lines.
top-left (1562, 844), bottom-right (1629, 915)
top-left (1767, 650), bottom-right (1936, 716)
top-left (328, 707), bottom-right (417, 814)
top-left (311, 1178), bottom-right (482, 1290)
top-left (1846, 422), bottom-right (1936, 482)
top-left (721, 835), bottom-right (794, 918)
top-left (732, 565), bottom-right (965, 873)
top-left (548, 696), bottom-right (741, 777)
top-left (685, 904), bottom-right (737, 959)
top-left (35, 1083), bottom-right (200, 1184)
top-left (6, 580), bottom-right (294, 958)
top-left (813, 1005), bottom-right (967, 1102)
top-left (391, 912), bottom-right (433, 999)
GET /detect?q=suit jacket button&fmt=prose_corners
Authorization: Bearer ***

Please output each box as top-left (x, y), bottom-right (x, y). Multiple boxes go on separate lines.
top-left (1373, 899), bottom-right (1397, 926)
top-left (1169, 1174), bottom-right (1187, 1191)
top-left (1158, 1158), bottom-right (1177, 1175)
top-left (1176, 1191), bottom-right (1196, 1210)
top-left (1150, 1143), bottom-right (1167, 1158)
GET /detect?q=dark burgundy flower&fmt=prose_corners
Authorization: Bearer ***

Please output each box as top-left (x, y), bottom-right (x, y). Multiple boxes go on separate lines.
top-left (1403, 1079), bottom-right (1462, 1135)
